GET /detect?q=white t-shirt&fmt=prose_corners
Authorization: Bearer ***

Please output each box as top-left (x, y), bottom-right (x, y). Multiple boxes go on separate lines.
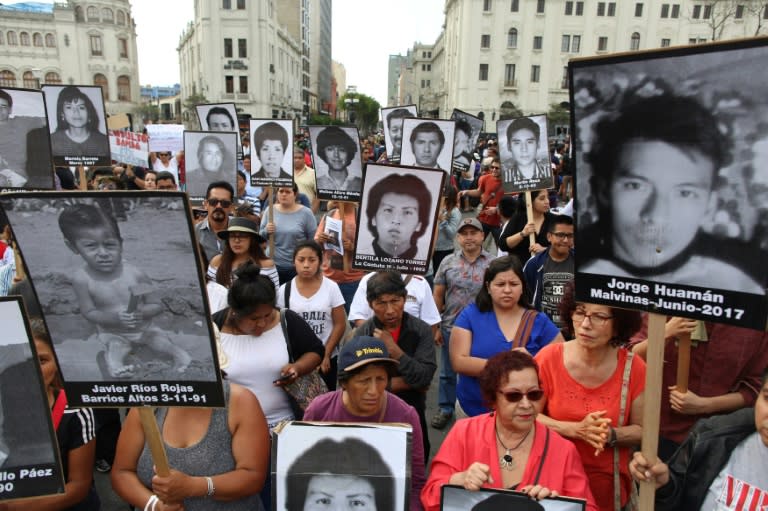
top-left (220, 324), bottom-right (293, 426)
top-left (700, 432), bottom-right (768, 510)
top-left (206, 281), bottom-right (229, 313)
top-left (277, 276), bottom-right (345, 346)
top-left (152, 155), bottom-right (180, 184)
top-left (348, 272), bottom-right (441, 326)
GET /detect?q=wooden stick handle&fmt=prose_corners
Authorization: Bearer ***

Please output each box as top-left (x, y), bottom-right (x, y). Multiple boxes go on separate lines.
top-left (137, 408), bottom-right (170, 476)
top-left (639, 313), bottom-right (665, 511)
top-left (78, 166), bottom-right (88, 191)
top-left (268, 186), bottom-right (275, 258)
top-left (340, 202), bottom-right (351, 273)
top-left (524, 191), bottom-right (535, 246)
top-left (676, 332), bottom-right (692, 393)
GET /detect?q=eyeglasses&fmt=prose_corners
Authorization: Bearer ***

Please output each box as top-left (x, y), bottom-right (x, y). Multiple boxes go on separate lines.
top-left (498, 389), bottom-right (544, 403)
top-left (206, 198), bottom-right (232, 208)
top-left (490, 165), bottom-right (501, 170)
top-left (228, 232), bottom-right (251, 241)
top-left (550, 232), bottom-right (575, 240)
top-left (572, 309), bottom-right (613, 326)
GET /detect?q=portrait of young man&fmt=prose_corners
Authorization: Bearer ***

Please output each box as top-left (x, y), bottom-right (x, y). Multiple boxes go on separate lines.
top-left (497, 114), bottom-right (552, 193)
top-left (399, 119), bottom-right (456, 175)
top-left (381, 105), bottom-right (417, 163)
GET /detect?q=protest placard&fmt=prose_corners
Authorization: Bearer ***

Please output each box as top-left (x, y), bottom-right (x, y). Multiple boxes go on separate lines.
top-left (109, 130), bottom-right (149, 168)
top-left (308, 125), bottom-right (362, 202)
top-left (441, 485), bottom-right (586, 511)
top-left (381, 105), bottom-right (417, 164)
top-left (249, 119), bottom-right (294, 188)
top-left (497, 114), bottom-right (553, 194)
top-left (146, 124), bottom-right (184, 153)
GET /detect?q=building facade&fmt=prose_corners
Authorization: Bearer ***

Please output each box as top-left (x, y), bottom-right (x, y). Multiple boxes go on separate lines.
top-left (0, 0), bottom-right (140, 114)
top-left (392, 0), bottom-right (768, 126)
top-left (310, 0), bottom-right (332, 115)
top-left (178, 0), bottom-right (332, 126)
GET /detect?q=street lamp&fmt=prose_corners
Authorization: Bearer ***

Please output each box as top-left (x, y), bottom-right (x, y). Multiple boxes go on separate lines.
top-left (344, 96), bottom-right (359, 124)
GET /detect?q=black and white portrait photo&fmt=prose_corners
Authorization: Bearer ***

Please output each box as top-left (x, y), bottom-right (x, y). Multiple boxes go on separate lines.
top-left (354, 163), bottom-right (445, 275)
top-left (273, 422), bottom-right (411, 511)
top-left (42, 85), bottom-right (110, 168)
top-left (572, 38), bottom-right (768, 330)
top-left (450, 109), bottom-right (484, 174)
top-left (0, 297), bottom-right (64, 501)
top-left (497, 114), bottom-right (553, 193)
top-left (309, 125), bottom-right (363, 202)
top-left (0, 192), bottom-right (224, 407)
top-left (381, 105), bottom-right (417, 163)
top-left (399, 118), bottom-right (456, 176)
top-left (195, 103), bottom-right (242, 159)
top-left (249, 118), bottom-right (294, 188)
top-left (0, 87), bottom-right (54, 190)
top-left (441, 486), bottom-right (586, 511)
top-left (183, 131), bottom-right (238, 200)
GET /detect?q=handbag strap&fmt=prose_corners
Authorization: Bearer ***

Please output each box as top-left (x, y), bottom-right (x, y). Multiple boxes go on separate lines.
top-left (532, 426), bottom-right (549, 485)
top-left (280, 309), bottom-right (294, 362)
top-left (284, 280), bottom-right (291, 309)
top-left (512, 309), bottom-right (538, 349)
top-left (613, 351), bottom-right (634, 511)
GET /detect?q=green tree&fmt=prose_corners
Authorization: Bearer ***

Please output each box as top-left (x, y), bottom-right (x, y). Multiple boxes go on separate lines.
top-left (308, 113), bottom-right (343, 126)
top-left (547, 102), bottom-right (570, 140)
top-left (338, 92), bottom-right (380, 136)
top-left (182, 92), bottom-right (209, 128)
top-left (134, 102), bottom-right (159, 124)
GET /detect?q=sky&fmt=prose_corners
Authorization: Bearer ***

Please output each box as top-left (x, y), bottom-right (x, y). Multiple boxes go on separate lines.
top-left (31, 0), bottom-right (446, 106)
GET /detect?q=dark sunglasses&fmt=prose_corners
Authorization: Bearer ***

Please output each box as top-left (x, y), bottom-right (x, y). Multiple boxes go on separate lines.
top-left (207, 198), bottom-right (232, 208)
top-left (498, 389), bottom-right (544, 403)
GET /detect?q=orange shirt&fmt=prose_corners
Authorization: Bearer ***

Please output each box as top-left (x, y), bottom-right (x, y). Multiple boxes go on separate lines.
top-left (315, 206), bottom-right (366, 284)
top-left (535, 342), bottom-right (646, 511)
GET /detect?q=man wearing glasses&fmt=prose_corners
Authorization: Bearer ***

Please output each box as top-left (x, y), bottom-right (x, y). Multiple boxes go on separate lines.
top-left (458, 157), bottom-right (504, 245)
top-left (194, 181), bottom-right (235, 262)
top-left (523, 214), bottom-right (575, 330)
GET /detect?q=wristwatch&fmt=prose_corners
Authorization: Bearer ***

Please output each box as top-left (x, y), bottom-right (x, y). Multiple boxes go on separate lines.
top-left (608, 427), bottom-right (617, 447)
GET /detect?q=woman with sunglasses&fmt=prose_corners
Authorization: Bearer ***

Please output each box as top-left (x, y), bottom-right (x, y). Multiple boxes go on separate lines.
top-left (208, 217), bottom-right (279, 290)
top-left (534, 282), bottom-right (645, 511)
top-left (422, 350), bottom-right (597, 511)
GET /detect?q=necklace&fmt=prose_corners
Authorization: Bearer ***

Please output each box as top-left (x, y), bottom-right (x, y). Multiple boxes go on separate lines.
top-left (495, 423), bottom-right (532, 471)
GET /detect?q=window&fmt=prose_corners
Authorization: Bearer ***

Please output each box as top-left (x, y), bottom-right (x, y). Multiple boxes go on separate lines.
top-left (530, 65), bottom-right (540, 83)
top-left (6, 31), bottom-right (16, 45)
top-left (561, 67), bottom-right (569, 89)
top-left (117, 75), bottom-right (130, 101)
top-left (94, 73), bottom-right (108, 100)
top-left (225, 75), bottom-right (234, 93)
top-left (565, 1), bottom-right (573, 15)
top-left (510, 0), bottom-right (519, 12)
top-left (561, 35), bottom-right (570, 52)
top-left (507, 28), bottom-right (518, 48)
top-left (635, 3), bottom-right (643, 16)
top-left (736, 4), bottom-right (745, 18)
top-left (118, 37), bottom-right (128, 58)
top-left (20, 32), bottom-right (30, 46)
top-left (764, 5), bottom-right (768, 19)
top-left (672, 4), bottom-right (680, 17)
top-left (483, 0), bottom-right (491, 11)
top-left (479, 63), bottom-right (489, 81)
top-left (504, 63), bottom-right (516, 85)
top-left (33, 32), bottom-right (43, 46)
top-left (692, 5), bottom-right (701, 18)
top-left (44, 71), bottom-right (61, 84)
top-left (238, 38), bottom-right (247, 58)
top-left (0, 70), bottom-right (16, 87)
top-left (533, 36), bottom-right (543, 50)
top-left (537, 0), bottom-right (545, 13)
top-left (102, 8), bottom-right (113, 22)
top-left (421, 79), bottom-right (426, 88)
top-left (421, 64), bottom-right (432, 71)
top-left (661, 4), bottom-right (669, 17)
top-left (0, 32), bottom-right (4, 45)
top-left (572, 35), bottom-right (581, 52)
top-left (575, 1), bottom-right (583, 14)
top-left (598, 36), bottom-right (608, 51)
top-left (23, 71), bottom-right (37, 88)
top-left (702, 5), bottom-right (711, 18)
top-left (597, 2), bottom-right (605, 15)
top-left (116, 10), bottom-right (125, 25)
top-left (223, 0), bottom-right (231, 8)
top-left (607, 2), bottom-right (616, 15)
top-left (239, 76), bottom-right (248, 93)
top-left (75, 5), bottom-right (84, 21)
top-left (237, 0), bottom-right (246, 8)
top-left (661, 38), bottom-right (671, 47)
top-left (90, 35), bottom-right (102, 56)
top-left (630, 32), bottom-right (640, 50)
top-left (224, 38), bottom-right (232, 58)
top-left (87, 6), bottom-right (99, 21)
top-left (481, 34), bottom-right (491, 48)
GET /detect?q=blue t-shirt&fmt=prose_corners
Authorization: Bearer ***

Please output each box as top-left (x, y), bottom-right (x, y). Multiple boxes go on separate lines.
top-left (454, 303), bottom-right (560, 416)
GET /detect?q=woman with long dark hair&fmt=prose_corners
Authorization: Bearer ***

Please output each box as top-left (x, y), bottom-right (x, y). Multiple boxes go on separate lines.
top-left (208, 217), bottom-right (278, 289)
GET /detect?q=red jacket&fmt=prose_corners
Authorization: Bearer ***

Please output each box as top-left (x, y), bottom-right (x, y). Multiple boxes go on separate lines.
top-left (422, 413), bottom-right (597, 511)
